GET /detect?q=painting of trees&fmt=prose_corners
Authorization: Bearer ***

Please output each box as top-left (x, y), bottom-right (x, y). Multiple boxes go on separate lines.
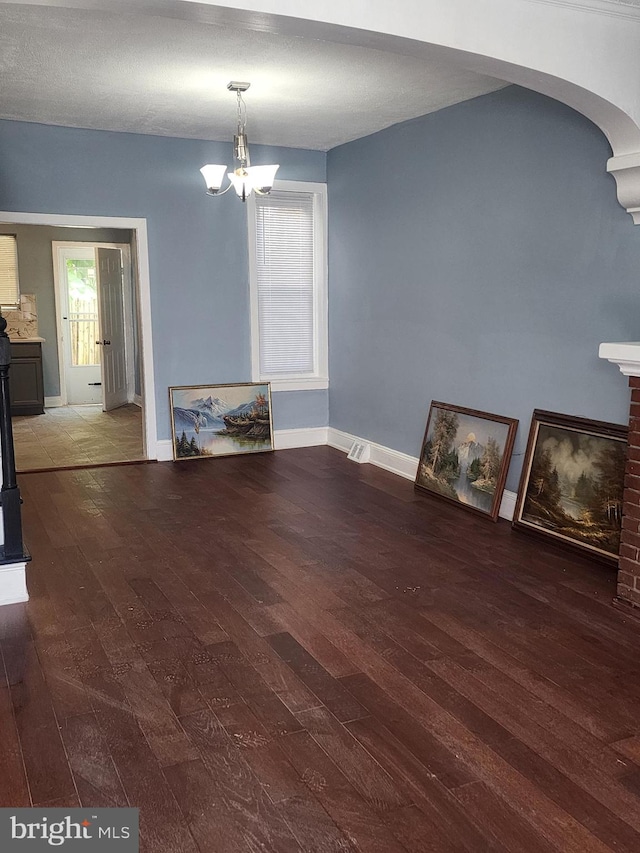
top-left (416, 402), bottom-right (518, 521)
top-left (526, 447), bottom-right (561, 511)
top-left (480, 437), bottom-right (502, 488)
top-left (589, 442), bottom-right (626, 526)
top-left (427, 409), bottom-right (459, 474)
top-left (516, 414), bottom-right (627, 561)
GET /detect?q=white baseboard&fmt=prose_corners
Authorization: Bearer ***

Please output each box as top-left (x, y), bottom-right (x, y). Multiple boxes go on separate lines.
top-left (44, 396), bottom-right (63, 408)
top-left (274, 427), bottom-right (328, 450)
top-left (0, 560), bottom-right (29, 606)
top-left (498, 489), bottom-right (518, 522)
top-left (154, 426), bottom-right (328, 462)
top-left (328, 427), bottom-right (419, 480)
top-left (133, 394), bottom-right (143, 408)
top-left (327, 427), bottom-right (517, 521)
top-left (156, 439), bottom-right (173, 461)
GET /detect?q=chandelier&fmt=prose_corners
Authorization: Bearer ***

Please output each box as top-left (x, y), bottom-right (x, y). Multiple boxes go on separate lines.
top-left (200, 82), bottom-right (279, 202)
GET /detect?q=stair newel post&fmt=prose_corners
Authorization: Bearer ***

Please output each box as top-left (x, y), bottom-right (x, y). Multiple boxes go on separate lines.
top-left (0, 314), bottom-right (25, 560)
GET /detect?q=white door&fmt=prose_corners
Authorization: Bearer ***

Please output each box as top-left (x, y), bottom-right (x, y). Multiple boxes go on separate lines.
top-left (61, 248), bottom-right (102, 405)
top-left (96, 247), bottom-right (128, 411)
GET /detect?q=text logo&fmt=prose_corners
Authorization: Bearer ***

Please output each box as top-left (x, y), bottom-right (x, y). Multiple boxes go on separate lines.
top-left (1, 809), bottom-right (138, 850)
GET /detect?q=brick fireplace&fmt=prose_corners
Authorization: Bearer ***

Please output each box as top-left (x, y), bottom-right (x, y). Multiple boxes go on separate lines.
top-left (600, 342), bottom-right (640, 610)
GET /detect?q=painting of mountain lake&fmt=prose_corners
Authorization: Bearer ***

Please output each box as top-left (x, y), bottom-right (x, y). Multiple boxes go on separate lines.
top-left (415, 402), bottom-right (518, 521)
top-left (169, 382), bottom-right (273, 460)
top-left (513, 410), bottom-right (627, 563)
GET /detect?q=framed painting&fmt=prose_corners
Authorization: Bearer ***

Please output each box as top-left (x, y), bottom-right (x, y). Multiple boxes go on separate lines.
top-left (513, 410), bottom-right (627, 564)
top-left (415, 401), bottom-right (518, 521)
top-left (169, 382), bottom-right (273, 461)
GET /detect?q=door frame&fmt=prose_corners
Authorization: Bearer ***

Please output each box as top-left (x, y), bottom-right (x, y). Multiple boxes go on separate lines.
top-left (52, 241), bottom-right (134, 409)
top-left (0, 212), bottom-right (157, 460)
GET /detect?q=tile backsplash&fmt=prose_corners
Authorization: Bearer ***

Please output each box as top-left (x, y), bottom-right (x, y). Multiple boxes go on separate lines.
top-left (4, 293), bottom-right (39, 340)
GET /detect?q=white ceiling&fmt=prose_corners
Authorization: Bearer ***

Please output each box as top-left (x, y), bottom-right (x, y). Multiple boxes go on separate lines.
top-left (0, 4), bottom-right (507, 151)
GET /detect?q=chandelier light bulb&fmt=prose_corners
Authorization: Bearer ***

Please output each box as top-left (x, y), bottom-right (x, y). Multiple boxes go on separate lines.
top-left (199, 83), bottom-right (279, 202)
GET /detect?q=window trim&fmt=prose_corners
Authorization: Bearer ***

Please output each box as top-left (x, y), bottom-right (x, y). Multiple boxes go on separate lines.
top-left (0, 233), bottom-right (20, 309)
top-left (247, 179), bottom-right (328, 392)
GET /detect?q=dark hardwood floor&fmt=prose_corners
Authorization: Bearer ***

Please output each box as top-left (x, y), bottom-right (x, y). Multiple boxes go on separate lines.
top-left (2, 446), bottom-right (640, 851)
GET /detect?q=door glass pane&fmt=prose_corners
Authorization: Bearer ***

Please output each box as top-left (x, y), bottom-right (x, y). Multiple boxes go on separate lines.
top-left (66, 259), bottom-right (100, 366)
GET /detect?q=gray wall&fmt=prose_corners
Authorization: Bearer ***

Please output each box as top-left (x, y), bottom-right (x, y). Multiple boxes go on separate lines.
top-left (327, 86), bottom-right (640, 491)
top-left (0, 120), bottom-right (328, 437)
top-left (0, 223), bottom-right (132, 397)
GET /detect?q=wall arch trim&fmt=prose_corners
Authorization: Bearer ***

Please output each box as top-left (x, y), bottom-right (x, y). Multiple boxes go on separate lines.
top-left (608, 154), bottom-right (640, 224)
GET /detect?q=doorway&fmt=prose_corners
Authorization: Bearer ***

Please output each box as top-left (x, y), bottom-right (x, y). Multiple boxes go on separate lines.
top-left (54, 242), bottom-right (134, 410)
top-left (0, 212), bottom-right (158, 470)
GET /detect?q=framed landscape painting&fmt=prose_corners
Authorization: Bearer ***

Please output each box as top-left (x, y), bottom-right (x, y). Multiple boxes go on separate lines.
top-left (513, 410), bottom-right (627, 564)
top-left (415, 401), bottom-right (518, 521)
top-left (169, 382), bottom-right (273, 461)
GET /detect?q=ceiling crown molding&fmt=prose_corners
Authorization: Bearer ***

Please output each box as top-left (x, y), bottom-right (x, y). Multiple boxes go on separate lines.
top-left (608, 153), bottom-right (640, 224)
top-left (526, 0), bottom-right (640, 20)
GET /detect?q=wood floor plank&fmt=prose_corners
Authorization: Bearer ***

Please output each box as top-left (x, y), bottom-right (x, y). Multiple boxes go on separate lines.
top-left (61, 712), bottom-right (129, 808)
top-left (277, 729), bottom-right (411, 853)
top-left (345, 715), bottom-right (499, 853)
top-left (276, 793), bottom-right (356, 852)
top-left (296, 705), bottom-right (409, 813)
top-left (96, 703), bottom-right (198, 852)
top-left (0, 644), bottom-right (30, 807)
top-left (268, 632), bottom-right (367, 723)
top-left (5, 640), bottom-right (76, 806)
top-left (178, 706), bottom-right (303, 852)
top-left (340, 673), bottom-right (476, 790)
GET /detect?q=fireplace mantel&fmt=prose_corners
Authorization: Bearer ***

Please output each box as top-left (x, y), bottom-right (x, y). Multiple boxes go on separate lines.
top-left (599, 342), bottom-right (640, 377)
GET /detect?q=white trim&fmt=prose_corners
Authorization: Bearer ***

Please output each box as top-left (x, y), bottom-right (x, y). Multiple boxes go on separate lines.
top-left (121, 246), bottom-right (137, 403)
top-left (156, 426), bottom-right (328, 461)
top-left (607, 154), bottom-right (640, 225)
top-left (0, 212), bottom-right (158, 460)
top-left (247, 180), bottom-right (329, 387)
top-left (273, 426), bottom-right (328, 449)
top-left (499, 489), bottom-right (518, 522)
top-left (328, 427), bottom-right (419, 479)
top-left (270, 378), bottom-right (329, 392)
top-left (133, 393), bottom-right (143, 407)
top-left (327, 427), bottom-right (517, 521)
top-left (526, 0), bottom-right (640, 21)
top-left (156, 439), bottom-right (173, 462)
top-left (44, 396), bottom-right (63, 408)
top-left (0, 560), bottom-right (29, 606)
top-left (599, 340), bottom-right (640, 376)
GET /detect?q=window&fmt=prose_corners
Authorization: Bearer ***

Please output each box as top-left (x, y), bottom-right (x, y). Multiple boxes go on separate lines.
top-left (248, 181), bottom-right (328, 391)
top-left (0, 235), bottom-right (20, 308)
top-left (66, 257), bottom-right (100, 366)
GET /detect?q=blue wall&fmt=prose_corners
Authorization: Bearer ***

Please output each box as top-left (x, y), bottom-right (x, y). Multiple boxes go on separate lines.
top-left (327, 87), bottom-right (640, 491)
top-left (0, 119), bottom-right (327, 438)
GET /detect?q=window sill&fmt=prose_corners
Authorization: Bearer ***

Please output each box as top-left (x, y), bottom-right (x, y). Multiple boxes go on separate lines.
top-left (260, 377), bottom-right (329, 392)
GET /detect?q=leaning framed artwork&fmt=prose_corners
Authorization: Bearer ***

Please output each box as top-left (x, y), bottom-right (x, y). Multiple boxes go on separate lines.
top-left (415, 401), bottom-right (518, 521)
top-left (169, 382), bottom-right (274, 460)
top-left (513, 410), bottom-right (627, 564)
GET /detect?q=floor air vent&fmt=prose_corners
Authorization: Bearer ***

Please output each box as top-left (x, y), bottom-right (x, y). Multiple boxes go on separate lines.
top-left (347, 440), bottom-right (370, 464)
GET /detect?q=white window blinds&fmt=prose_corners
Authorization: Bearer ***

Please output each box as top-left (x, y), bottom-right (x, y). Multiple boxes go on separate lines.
top-left (254, 191), bottom-right (315, 376)
top-left (0, 235), bottom-right (19, 307)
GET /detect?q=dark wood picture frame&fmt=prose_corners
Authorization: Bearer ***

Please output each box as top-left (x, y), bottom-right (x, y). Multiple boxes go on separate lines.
top-left (169, 381), bottom-right (274, 461)
top-left (512, 409), bottom-right (627, 564)
top-left (415, 401), bottom-right (518, 522)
